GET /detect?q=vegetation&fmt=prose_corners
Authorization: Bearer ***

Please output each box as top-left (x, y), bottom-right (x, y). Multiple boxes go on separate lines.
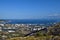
top-left (1, 23), bottom-right (60, 40)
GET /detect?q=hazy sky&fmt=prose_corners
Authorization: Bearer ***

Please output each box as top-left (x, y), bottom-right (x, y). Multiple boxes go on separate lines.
top-left (0, 0), bottom-right (60, 19)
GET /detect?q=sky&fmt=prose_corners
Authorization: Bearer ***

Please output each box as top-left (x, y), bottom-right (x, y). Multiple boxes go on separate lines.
top-left (0, 0), bottom-right (60, 19)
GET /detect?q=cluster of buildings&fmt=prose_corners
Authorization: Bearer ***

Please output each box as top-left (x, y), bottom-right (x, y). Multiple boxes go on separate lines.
top-left (0, 24), bottom-right (46, 34)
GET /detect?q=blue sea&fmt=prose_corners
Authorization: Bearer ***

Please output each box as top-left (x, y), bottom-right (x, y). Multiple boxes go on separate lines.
top-left (0, 19), bottom-right (60, 25)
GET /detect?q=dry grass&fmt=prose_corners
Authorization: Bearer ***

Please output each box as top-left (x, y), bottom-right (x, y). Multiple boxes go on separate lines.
top-left (7, 36), bottom-right (56, 40)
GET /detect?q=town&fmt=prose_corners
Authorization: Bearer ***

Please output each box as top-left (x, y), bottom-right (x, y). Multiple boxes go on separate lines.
top-left (0, 23), bottom-right (47, 34)
top-left (0, 20), bottom-right (60, 40)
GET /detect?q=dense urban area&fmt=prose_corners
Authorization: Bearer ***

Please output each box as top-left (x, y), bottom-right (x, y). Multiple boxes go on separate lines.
top-left (0, 20), bottom-right (60, 40)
